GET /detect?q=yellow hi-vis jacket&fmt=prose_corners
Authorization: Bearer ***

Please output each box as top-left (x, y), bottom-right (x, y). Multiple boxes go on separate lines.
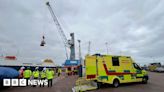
top-left (23, 70), bottom-right (32, 78)
top-left (65, 69), bottom-right (68, 73)
top-left (40, 71), bottom-right (46, 78)
top-left (50, 70), bottom-right (55, 78)
top-left (33, 70), bottom-right (39, 78)
top-left (58, 69), bottom-right (62, 73)
top-left (68, 70), bottom-right (71, 73)
top-left (74, 69), bottom-right (78, 72)
top-left (46, 70), bottom-right (53, 80)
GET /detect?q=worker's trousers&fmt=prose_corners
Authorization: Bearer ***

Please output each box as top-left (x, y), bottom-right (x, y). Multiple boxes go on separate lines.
top-left (25, 78), bottom-right (30, 86)
top-left (33, 77), bottom-right (38, 87)
top-left (48, 79), bottom-right (53, 87)
top-left (40, 78), bottom-right (46, 87)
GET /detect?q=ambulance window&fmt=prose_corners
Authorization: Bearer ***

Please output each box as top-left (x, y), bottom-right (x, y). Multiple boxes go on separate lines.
top-left (133, 63), bottom-right (142, 70)
top-left (112, 57), bottom-right (120, 66)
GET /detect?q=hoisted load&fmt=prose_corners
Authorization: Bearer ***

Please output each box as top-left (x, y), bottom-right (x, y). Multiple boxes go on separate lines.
top-left (40, 35), bottom-right (46, 46)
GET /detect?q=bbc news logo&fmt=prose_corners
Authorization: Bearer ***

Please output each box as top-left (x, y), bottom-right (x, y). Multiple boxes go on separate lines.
top-left (3, 79), bottom-right (48, 86)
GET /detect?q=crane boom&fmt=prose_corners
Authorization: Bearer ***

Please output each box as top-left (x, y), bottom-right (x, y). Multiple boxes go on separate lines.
top-left (46, 2), bottom-right (68, 47)
top-left (46, 2), bottom-right (75, 60)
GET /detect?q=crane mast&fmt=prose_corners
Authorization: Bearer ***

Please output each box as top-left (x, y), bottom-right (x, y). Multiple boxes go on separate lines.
top-left (46, 2), bottom-right (75, 60)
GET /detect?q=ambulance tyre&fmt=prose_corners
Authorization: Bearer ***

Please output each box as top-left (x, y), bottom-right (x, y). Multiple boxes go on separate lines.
top-left (142, 77), bottom-right (148, 84)
top-left (113, 79), bottom-right (119, 88)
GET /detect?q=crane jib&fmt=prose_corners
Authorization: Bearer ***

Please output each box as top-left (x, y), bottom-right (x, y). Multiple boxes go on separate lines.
top-left (46, 2), bottom-right (75, 60)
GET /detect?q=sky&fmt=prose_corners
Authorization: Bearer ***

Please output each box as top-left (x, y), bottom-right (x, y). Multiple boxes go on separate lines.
top-left (0, 0), bottom-right (164, 65)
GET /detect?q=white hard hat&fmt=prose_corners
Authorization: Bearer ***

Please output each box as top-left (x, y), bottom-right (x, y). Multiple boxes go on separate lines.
top-left (20, 66), bottom-right (25, 70)
top-left (35, 67), bottom-right (39, 69)
top-left (43, 67), bottom-right (46, 71)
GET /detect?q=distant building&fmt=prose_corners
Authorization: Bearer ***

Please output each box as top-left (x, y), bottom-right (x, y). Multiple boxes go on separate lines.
top-left (0, 56), bottom-right (56, 70)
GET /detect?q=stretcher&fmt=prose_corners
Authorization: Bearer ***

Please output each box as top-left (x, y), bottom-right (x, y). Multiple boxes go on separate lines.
top-left (72, 77), bottom-right (97, 92)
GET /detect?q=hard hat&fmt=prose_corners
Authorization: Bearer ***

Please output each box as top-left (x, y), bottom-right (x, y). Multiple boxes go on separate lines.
top-left (20, 66), bottom-right (25, 70)
top-left (35, 67), bottom-right (39, 70)
top-left (43, 67), bottom-right (46, 71)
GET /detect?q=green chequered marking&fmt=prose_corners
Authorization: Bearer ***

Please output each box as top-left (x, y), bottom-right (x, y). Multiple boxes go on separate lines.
top-left (124, 70), bottom-right (130, 73)
top-left (131, 74), bottom-right (136, 79)
top-left (108, 70), bottom-right (116, 72)
top-left (136, 70), bottom-right (142, 74)
top-left (117, 75), bottom-right (124, 80)
top-left (98, 76), bottom-right (108, 81)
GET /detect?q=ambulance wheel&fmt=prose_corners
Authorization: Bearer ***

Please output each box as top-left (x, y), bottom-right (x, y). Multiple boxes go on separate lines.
top-left (113, 79), bottom-right (119, 88)
top-left (142, 77), bottom-right (148, 84)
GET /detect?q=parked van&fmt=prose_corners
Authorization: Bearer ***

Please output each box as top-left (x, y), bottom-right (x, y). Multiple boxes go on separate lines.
top-left (85, 54), bottom-right (148, 88)
top-left (148, 62), bottom-right (161, 71)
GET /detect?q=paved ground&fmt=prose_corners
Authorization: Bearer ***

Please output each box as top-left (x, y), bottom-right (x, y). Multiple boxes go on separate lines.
top-left (91, 72), bottom-right (164, 92)
top-left (1, 72), bottom-right (164, 92)
top-left (1, 75), bottom-right (78, 92)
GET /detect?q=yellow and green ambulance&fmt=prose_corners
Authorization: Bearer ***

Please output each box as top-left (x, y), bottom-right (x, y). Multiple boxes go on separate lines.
top-left (85, 54), bottom-right (148, 88)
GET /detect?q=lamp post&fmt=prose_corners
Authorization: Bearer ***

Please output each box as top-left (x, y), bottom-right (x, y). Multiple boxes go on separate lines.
top-left (78, 40), bottom-right (83, 77)
top-left (78, 40), bottom-right (82, 63)
top-left (88, 41), bottom-right (91, 55)
top-left (105, 42), bottom-right (109, 54)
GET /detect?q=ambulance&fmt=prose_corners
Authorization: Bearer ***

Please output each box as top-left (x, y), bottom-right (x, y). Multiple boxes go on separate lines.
top-left (85, 54), bottom-right (148, 88)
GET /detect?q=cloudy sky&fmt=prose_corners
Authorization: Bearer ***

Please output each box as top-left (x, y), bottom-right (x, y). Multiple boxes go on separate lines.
top-left (0, 0), bottom-right (164, 65)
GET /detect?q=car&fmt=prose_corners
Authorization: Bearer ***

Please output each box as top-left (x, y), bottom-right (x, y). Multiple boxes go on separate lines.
top-left (155, 67), bottom-right (164, 72)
